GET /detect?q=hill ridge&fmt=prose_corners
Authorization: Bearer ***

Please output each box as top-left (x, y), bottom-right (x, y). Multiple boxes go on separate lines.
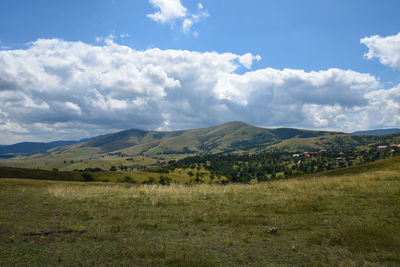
top-left (2, 121), bottom-right (400, 158)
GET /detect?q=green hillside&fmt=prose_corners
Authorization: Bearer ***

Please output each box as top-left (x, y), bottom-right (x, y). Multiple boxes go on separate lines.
top-left (269, 133), bottom-right (397, 151)
top-left (1, 122), bottom-right (399, 172)
top-left (46, 121), bottom-right (346, 156)
top-left (53, 121), bottom-right (400, 155)
top-left (0, 165), bottom-right (217, 185)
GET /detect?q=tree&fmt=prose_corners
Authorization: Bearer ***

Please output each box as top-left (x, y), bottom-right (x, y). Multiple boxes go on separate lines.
top-left (159, 176), bottom-right (171, 185)
top-left (120, 176), bottom-right (136, 183)
top-left (109, 166), bottom-right (117, 171)
top-left (143, 177), bottom-right (155, 184)
top-left (82, 173), bottom-right (94, 181)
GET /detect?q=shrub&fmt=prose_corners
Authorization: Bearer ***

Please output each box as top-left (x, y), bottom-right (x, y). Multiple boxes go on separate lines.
top-left (142, 177), bottom-right (155, 184)
top-left (119, 176), bottom-right (136, 184)
top-left (81, 173), bottom-right (94, 181)
top-left (159, 176), bottom-right (171, 185)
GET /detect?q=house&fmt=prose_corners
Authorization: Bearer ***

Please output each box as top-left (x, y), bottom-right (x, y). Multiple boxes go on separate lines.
top-left (377, 146), bottom-right (389, 152)
top-left (389, 144), bottom-right (400, 150)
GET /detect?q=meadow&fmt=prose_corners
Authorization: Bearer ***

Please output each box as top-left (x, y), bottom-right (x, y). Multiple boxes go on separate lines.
top-left (1, 158), bottom-right (400, 266)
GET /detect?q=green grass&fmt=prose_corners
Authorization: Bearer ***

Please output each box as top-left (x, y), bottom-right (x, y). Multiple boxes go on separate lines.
top-left (1, 158), bottom-right (400, 266)
top-left (0, 165), bottom-right (218, 185)
top-left (0, 152), bottom-right (192, 172)
top-left (0, 166), bottom-right (84, 181)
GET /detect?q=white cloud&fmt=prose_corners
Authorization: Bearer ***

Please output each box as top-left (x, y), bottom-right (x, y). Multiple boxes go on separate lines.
top-left (239, 53), bottom-right (261, 69)
top-left (182, 18), bottom-right (193, 34)
top-left (147, 0), bottom-right (209, 35)
top-left (361, 32), bottom-right (400, 69)
top-left (0, 120), bottom-right (28, 134)
top-left (0, 38), bottom-right (398, 143)
top-left (363, 84), bottom-right (400, 128)
top-left (147, 0), bottom-right (187, 24)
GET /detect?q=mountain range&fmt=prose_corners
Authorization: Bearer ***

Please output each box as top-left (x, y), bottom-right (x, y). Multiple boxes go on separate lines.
top-left (351, 129), bottom-right (400, 135)
top-left (0, 141), bottom-right (77, 157)
top-left (1, 121), bottom-right (400, 157)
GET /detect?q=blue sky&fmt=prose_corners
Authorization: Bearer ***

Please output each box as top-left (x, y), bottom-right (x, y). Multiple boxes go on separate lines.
top-left (0, 0), bottom-right (400, 143)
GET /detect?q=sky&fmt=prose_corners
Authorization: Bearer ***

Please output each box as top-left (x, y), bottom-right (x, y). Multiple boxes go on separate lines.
top-left (0, 0), bottom-right (400, 144)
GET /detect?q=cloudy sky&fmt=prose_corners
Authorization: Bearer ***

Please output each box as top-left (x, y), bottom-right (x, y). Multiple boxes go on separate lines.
top-left (0, 0), bottom-right (400, 144)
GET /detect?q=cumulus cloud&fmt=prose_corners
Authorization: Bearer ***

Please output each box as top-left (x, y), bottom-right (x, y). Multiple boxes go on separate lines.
top-left (147, 0), bottom-right (187, 24)
top-left (147, 0), bottom-right (209, 35)
top-left (0, 120), bottom-right (29, 134)
top-left (0, 38), bottom-right (398, 143)
top-left (239, 53), bottom-right (261, 69)
top-left (361, 32), bottom-right (400, 69)
top-left (182, 18), bottom-right (193, 34)
top-left (363, 84), bottom-right (400, 128)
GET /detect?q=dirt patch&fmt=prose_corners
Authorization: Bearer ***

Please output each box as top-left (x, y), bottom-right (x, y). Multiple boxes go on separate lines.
top-left (22, 229), bottom-right (84, 245)
top-left (266, 225), bottom-right (278, 234)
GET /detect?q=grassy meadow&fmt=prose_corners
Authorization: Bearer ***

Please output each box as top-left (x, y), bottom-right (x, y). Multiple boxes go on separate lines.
top-left (1, 158), bottom-right (400, 266)
top-left (0, 165), bottom-right (218, 185)
top-left (0, 152), bottom-right (182, 171)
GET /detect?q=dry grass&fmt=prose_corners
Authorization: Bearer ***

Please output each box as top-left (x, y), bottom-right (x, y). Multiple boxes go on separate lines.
top-left (1, 159), bottom-right (400, 266)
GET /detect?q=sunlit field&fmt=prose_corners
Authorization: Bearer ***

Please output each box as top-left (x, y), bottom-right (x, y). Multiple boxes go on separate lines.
top-left (1, 158), bottom-right (400, 266)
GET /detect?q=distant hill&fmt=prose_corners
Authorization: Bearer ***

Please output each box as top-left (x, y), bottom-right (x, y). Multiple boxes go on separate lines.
top-left (352, 129), bottom-right (400, 135)
top-left (0, 141), bottom-right (77, 156)
top-left (45, 121), bottom-right (397, 156)
top-left (67, 121), bottom-right (345, 155)
top-left (3, 122), bottom-right (400, 159)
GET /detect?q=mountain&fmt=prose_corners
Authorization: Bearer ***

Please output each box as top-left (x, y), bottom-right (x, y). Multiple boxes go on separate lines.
top-left (0, 140), bottom-right (77, 156)
top-left (49, 121), bottom-right (352, 156)
top-left (352, 129), bottom-right (400, 135)
top-left (83, 121), bottom-right (341, 153)
top-left (4, 122), bottom-right (400, 160)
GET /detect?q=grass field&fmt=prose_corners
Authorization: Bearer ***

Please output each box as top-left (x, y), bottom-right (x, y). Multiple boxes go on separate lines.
top-left (0, 165), bottom-right (217, 185)
top-left (1, 158), bottom-right (400, 266)
top-left (0, 153), bottom-right (185, 171)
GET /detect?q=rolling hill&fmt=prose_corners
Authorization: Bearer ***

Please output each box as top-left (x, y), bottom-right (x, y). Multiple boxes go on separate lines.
top-left (45, 121), bottom-right (400, 157)
top-left (0, 141), bottom-right (77, 156)
top-left (2, 122), bottom-right (400, 165)
top-left (352, 128), bottom-right (400, 135)
top-left (49, 121), bottom-right (345, 156)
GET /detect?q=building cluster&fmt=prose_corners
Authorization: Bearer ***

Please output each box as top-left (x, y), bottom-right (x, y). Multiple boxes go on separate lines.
top-left (376, 144), bottom-right (400, 152)
top-left (292, 150), bottom-right (328, 158)
top-left (291, 150), bottom-right (357, 162)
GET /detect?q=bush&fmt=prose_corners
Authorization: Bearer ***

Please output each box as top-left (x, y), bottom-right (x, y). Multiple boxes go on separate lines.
top-left (109, 166), bottom-right (117, 171)
top-left (84, 167), bottom-right (103, 172)
top-left (119, 176), bottom-right (136, 184)
top-left (142, 177), bottom-right (155, 184)
top-left (81, 173), bottom-right (94, 181)
top-left (159, 176), bottom-right (171, 185)
top-left (147, 168), bottom-right (169, 173)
